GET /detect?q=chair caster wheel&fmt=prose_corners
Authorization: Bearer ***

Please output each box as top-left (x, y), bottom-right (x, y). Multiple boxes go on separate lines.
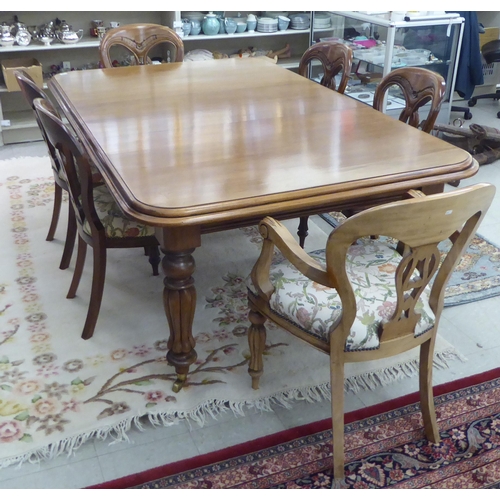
top-left (464, 111), bottom-right (473, 120)
top-left (468, 98), bottom-right (477, 107)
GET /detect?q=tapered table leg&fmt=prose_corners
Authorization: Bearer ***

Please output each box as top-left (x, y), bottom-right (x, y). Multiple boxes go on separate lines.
top-left (157, 226), bottom-right (201, 393)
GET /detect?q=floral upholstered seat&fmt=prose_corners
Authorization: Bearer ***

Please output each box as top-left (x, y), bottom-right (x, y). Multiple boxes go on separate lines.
top-left (84, 185), bottom-right (157, 239)
top-left (248, 239), bottom-right (435, 352)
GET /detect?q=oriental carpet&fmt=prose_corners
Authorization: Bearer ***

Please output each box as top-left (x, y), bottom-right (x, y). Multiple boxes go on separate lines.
top-left (93, 368), bottom-right (500, 489)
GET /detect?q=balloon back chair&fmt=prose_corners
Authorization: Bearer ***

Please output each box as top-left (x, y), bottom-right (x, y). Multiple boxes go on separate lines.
top-left (246, 183), bottom-right (495, 486)
top-left (99, 23), bottom-right (184, 68)
top-left (298, 41), bottom-right (353, 93)
top-left (373, 67), bottom-right (446, 134)
top-left (33, 97), bottom-right (161, 340)
top-left (297, 41), bottom-right (353, 248)
top-left (14, 69), bottom-right (77, 270)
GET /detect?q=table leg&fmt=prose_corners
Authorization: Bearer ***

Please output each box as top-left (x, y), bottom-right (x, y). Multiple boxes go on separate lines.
top-left (157, 227), bottom-right (201, 392)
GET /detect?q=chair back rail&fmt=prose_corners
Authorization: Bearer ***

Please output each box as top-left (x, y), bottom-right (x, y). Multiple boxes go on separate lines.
top-left (33, 98), bottom-right (103, 240)
top-left (372, 67), bottom-right (446, 133)
top-left (99, 23), bottom-right (184, 68)
top-left (298, 41), bottom-right (353, 93)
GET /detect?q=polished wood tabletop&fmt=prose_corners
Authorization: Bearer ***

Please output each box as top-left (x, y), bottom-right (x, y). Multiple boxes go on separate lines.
top-left (49, 57), bottom-right (477, 391)
top-left (50, 57), bottom-right (476, 228)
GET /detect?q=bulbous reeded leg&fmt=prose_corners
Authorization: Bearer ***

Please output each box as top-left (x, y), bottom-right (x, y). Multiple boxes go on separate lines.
top-left (162, 248), bottom-right (198, 393)
top-left (248, 307), bottom-right (267, 390)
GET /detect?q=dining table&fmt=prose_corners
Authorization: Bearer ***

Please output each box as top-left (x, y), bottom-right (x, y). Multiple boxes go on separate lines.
top-left (48, 56), bottom-right (478, 392)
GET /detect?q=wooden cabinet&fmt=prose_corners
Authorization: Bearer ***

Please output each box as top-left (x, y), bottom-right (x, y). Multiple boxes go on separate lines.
top-left (0, 10), bottom-right (313, 145)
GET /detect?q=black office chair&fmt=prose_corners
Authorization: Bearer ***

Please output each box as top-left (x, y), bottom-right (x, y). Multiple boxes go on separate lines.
top-left (467, 40), bottom-right (500, 118)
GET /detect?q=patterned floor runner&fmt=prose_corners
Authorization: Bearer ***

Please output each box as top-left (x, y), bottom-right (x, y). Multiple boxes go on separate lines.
top-left (92, 368), bottom-right (500, 489)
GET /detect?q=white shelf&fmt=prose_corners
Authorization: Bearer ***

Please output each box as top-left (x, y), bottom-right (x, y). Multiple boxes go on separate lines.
top-left (2, 110), bottom-right (37, 130)
top-left (277, 57), bottom-right (301, 69)
top-left (0, 37), bottom-right (101, 53)
top-left (181, 28), bottom-right (310, 41)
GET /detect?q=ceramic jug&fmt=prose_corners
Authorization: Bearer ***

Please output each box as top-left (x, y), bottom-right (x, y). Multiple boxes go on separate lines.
top-left (202, 12), bottom-right (220, 36)
top-left (225, 18), bottom-right (237, 35)
top-left (218, 15), bottom-right (226, 34)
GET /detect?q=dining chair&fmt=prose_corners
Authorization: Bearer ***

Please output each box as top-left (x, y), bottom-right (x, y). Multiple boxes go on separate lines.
top-left (245, 183), bottom-right (495, 486)
top-left (14, 69), bottom-right (77, 270)
top-left (33, 97), bottom-right (161, 340)
top-left (297, 41), bottom-right (354, 248)
top-left (99, 23), bottom-right (184, 68)
top-left (298, 41), bottom-right (353, 93)
top-left (372, 67), bottom-right (446, 133)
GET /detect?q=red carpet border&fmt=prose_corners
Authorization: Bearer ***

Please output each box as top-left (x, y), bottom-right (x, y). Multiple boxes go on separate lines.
top-left (90, 367), bottom-right (500, 489)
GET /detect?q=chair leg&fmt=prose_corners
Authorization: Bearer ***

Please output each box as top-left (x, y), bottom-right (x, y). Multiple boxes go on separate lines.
top-left (81, 243), bottom-right (107, 340)
top-left (419, 336), bottom-right (440, 443)
top-left (247, 307), bottom-right (267, 390)
top-left (147, 245), bottom-right (160, 276)
top-left (67, 235), bottom-right (87, 299)
top-left (46, 181), bottom-right (62, 242)
top-left (331, 360), bottom-right (346, 487)
top-left (297, 216), bottom-right (309, 249)
top-left (59, 201), bottom-right (77, 270)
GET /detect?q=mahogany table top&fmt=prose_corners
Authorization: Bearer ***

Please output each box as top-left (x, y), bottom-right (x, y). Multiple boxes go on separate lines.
top-left (49, 57), bottom-right (476, 228)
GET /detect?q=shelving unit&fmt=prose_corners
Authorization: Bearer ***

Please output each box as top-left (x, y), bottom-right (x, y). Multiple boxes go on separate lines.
top-left (319, 11), bottom-right (465, 125)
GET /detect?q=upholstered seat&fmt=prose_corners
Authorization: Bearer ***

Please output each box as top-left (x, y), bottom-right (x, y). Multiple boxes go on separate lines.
top-left (248, 240), bottom-right (435, 351)
top-left (86, 185), bottom-right (156, 239)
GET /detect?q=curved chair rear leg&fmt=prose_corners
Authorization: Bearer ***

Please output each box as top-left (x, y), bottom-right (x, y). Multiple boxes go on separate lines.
top-left (59, 202), bottom-right (77, 270)
top-left (46, 181), bottom-right (62, 241)
top-left (81, 244), bottom-right (107, 340)
top-left (147, 245), bottom-right (160, 275)
top-left (419, 336), bottom-right (440, 443)
top-left (67, 235), bottom-right (87, 299)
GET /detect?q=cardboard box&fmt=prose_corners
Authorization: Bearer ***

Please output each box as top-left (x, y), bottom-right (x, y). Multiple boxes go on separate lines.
top-left (1, 57), bottom-right (43, 92)
top-left (479, 27), bottom-right (500, 50)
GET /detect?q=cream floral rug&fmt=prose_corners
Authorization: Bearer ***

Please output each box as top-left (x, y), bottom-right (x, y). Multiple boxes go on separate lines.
top-left (0, 157), bottom-right (464, 469)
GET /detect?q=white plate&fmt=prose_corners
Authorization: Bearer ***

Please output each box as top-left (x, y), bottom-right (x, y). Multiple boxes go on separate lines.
top-left (258, 17), bottom-right (278, 24)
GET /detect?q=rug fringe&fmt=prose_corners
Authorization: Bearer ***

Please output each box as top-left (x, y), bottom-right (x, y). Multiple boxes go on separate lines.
top-left (0, 348), bottom-right (466, 470)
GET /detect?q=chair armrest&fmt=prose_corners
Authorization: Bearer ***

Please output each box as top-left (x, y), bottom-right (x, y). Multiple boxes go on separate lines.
top-left (405, 189), bottom-right (426, 199)
top-left (258, 217), bottom-right (329, 286)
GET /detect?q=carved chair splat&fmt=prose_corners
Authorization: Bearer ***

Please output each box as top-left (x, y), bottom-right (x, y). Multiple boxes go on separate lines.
top-left (99, 23), bottom-right (184, 68)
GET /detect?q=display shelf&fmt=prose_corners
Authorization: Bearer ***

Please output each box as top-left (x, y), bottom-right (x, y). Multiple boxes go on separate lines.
top-left (2, 109), bottom-right (37, 129)
top-left (0, 37), bottom-right (101, 53)
top-left (181, 28), bottom-right (309, 41)
top-left (326, 11), bottom-right (465, 125)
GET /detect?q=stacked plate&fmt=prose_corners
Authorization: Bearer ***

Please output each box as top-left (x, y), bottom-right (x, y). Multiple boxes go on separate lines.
top-left (313, 12), bottom-right (331, 29)
top-left (257, 17), bottom-right (278, 33)
top-left (289, 13), bottom-right (310, 30)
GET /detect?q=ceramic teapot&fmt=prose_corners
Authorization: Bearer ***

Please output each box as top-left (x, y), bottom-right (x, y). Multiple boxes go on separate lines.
top-left (0, 23), bottom-right (15, 47)
top-left (202, 12), bottom-right (220, 36)
top-left (55, 20), bottom-right (83, 44)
